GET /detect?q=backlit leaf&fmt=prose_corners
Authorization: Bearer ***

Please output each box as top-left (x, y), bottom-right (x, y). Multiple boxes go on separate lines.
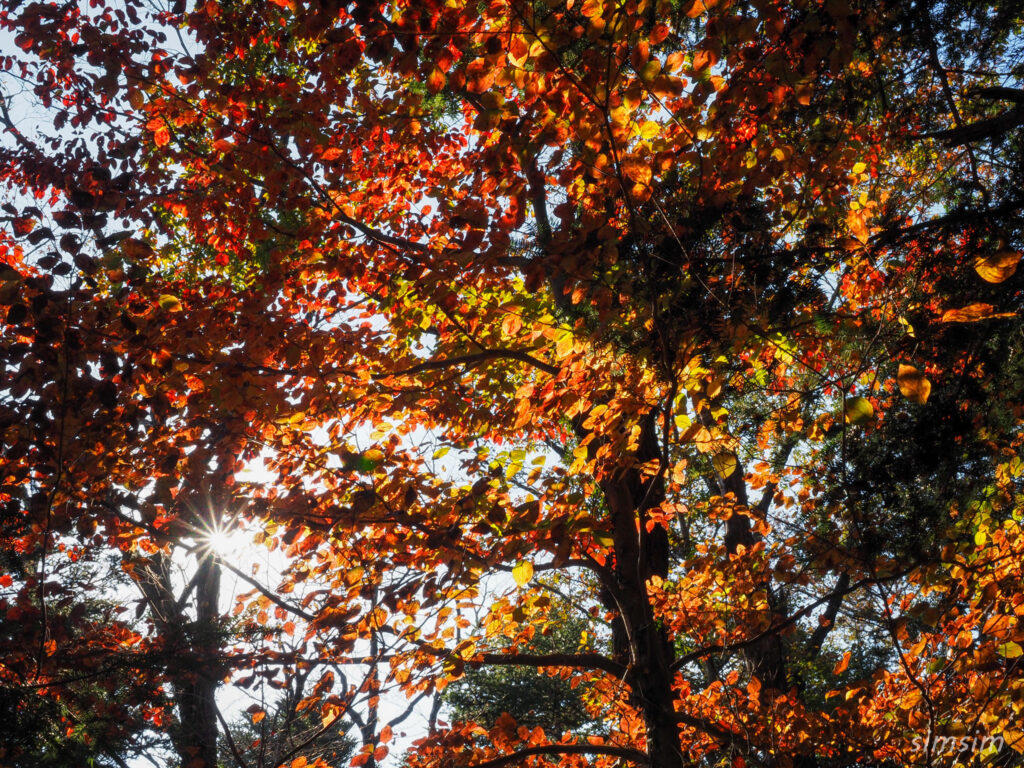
top-left (897, 364), bottom-right (931, 404)
top-left (512, 560), bottom-right (533, 586)
top-left (712, 452), bottom-right (738, 478)
top-left (974, 250), bottom-right (1021, 283)
top-left (158, 294), bottom-right (182, 312)
top-left (998, 641), bottom-right (1023, 658)
top-left (844, 396), bottom-right (874, 425)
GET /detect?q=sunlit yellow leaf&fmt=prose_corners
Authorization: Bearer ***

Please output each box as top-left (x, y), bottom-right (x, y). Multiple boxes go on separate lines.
top-left (974, 250), bottom-right (1021, 283)
top-left (712, 451), bottom-right (737, 478)
top-left (638, 120), bottom-right (660, 139)
top-left (897, 364), bottom-right (931, 404)
top-left (998, 641), bottom-right (1023, 658)
top-left (512, 560), bottom-right (533, 586)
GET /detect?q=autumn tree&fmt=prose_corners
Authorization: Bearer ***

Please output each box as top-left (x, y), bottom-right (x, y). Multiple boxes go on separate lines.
top-left (3, 0), bottom-right (1024, 767)
top-left (442, 580), bottom-right (604, 737)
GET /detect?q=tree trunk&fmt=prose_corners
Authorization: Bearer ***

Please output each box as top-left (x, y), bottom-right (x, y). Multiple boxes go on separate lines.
top-left (600, 412), bottom-right (686, 768)
top-left (171, 553), bottom-right (221, 768)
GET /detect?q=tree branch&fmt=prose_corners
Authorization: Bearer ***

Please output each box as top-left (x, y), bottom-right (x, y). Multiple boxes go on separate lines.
top-left (468, 744), bottom-right (649, 768)
top-left (913, 107), bottom-right (1024, 144)
top-left (675, 711), bottom-right (740, 745)
top-left (389, 349), bottom-right (558, 378)
top-left (670, 573), bottom-right (902, 670)
top-left (474, 651), bottom-right (626, 677)
top-left (804, 572), bottom-right (851, 660)
top-left (215, 699), bottom-right (252, 768)
top-left (972, 86), bottom-right (1024, 103)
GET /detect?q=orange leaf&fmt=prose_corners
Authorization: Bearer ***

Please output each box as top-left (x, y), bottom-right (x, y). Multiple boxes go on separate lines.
top-left (465, 58), bottom-right (494, 93)
top-left (621, 157), bottom-right (652, 186)
top-left (833, 651), bottom-right (851, 675)
top-left (502, 314), bottom-right (522, 336)
top-left (940, 303), bottom-right (1015, 322)
top-left (427, 67), bottom-right (445, 93)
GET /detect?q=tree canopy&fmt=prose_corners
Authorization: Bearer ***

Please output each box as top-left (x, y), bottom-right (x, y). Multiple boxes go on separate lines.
top-left (2, 0), bottom-right (1024, 766)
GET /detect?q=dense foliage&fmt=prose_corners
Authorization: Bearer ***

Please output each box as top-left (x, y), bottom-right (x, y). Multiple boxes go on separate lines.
top-left (2, 0), bottom-right (1024, 766)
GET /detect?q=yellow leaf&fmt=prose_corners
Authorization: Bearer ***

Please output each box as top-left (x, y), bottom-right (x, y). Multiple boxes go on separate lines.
top-left (158, 294), bottom-right (182, 312)
top-left (638, 120), bottom-right (660, 139)
top-left (897, 364), bottom-right (931, 404)
top-left (712, 451), bottom-right (737, 479)
top-left (555, 332), bottom-right (574, 357)
top-left (899, 689), bottom-right (922, 709)
top-left (974, 250), bottom-right (1021, 284)
top-left (998, 641), bottom-right (1023, 658)
top-left (512, 560), bottom-right (533, 586)
top-left (844, 396), bottom-right (874, 425)
top-left (851, 161), bottom-right (867, 174)
top-left (640, 59), bottom-right (661, 83)
top-left (707, 376), bottom-right (723, 400)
